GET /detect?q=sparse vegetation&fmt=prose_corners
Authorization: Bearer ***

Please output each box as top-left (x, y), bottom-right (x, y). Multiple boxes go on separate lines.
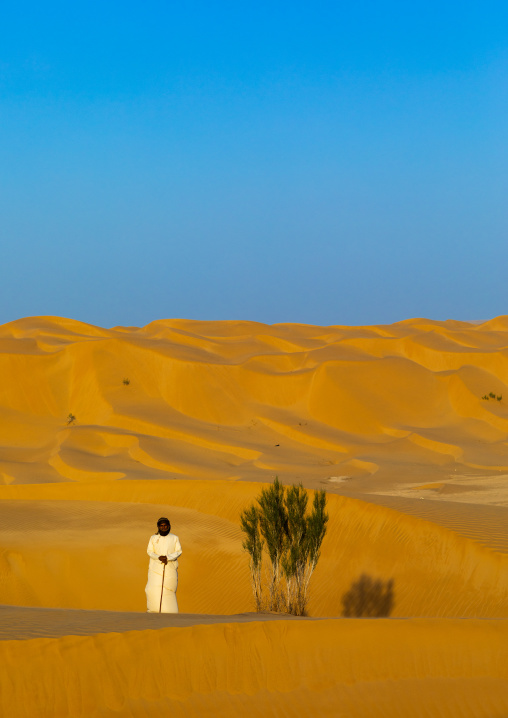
top-left (482, 393), bottom-right (502, 401)
top-left (123, 378), bottom-right (130, 385)
top-left (240, 477), bottom-right (328, 616)
top-left (66, 413), bottom-right (76, 425)
top-left (240, 505), bottom-right (264, 612)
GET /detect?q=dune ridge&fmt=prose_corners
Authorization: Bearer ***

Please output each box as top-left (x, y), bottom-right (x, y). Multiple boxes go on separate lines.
top-left (2, 619), bottom-right (508, 718)
top-left (1, 480), bottom-right (508, 618)
top-left (3, 315), bottom-right (508, 716)
top-left (1, 315), bottom-right (508, 491)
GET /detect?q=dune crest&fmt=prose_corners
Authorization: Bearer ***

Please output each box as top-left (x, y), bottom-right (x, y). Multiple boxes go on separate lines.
top-left (1, 480), bottom-right (507, 618)
top-left (2, 316), bottom-right (508, 716)
top-left (0, 315), bottom-right (507, 497)
top-left (2, 619), bottom-right (508, 718)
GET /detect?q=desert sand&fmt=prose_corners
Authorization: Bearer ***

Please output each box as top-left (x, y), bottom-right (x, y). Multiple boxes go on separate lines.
top-left (2, 315), bottom-right (508, 716)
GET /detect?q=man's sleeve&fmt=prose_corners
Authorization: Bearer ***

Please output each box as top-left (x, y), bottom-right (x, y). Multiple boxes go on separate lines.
top-left (147, 537), bottom-right (159, 561)
top-left (166, 535), bottom-right (182, 562)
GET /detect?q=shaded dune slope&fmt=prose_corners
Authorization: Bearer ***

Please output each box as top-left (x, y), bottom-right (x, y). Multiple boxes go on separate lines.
top-left (0, 605), bottom-right (306, 640)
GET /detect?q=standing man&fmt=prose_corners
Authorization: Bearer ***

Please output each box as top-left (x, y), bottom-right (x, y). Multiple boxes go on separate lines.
top-left (145, 517), bottom-right (182, 613)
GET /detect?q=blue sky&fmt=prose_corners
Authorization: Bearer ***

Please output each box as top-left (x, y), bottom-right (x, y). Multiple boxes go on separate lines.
top-left (1, 1), bottom-right (507, 327)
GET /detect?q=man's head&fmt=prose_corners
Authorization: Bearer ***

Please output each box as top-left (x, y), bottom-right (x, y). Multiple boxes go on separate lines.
top-left (157, 517), bottom-right (171, 536)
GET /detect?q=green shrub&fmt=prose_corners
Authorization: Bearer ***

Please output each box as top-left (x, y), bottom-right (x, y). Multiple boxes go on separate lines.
top-left (240, 478), bottom-right (328, 616)
top-left (482, 392), bottom-right (503, 401)
top-left (239, 505), bottom-right (264, 612)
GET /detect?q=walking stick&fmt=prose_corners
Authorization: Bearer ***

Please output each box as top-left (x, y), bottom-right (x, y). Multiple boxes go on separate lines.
top-left (159, 563), bottom-right (166, 613)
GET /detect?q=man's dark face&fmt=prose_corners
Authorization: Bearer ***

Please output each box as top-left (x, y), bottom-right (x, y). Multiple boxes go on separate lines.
top-left (158, 522), bottom-right (170, 536)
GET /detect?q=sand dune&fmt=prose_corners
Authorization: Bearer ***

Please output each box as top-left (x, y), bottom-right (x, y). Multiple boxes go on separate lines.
top-left (2, 315), bottom-right (508, 716)
top-left (355, 492), bottom-right (508, 553)
top-left (1, 480), bottom-right (508, 618)
top-left (0, 605), bottom-right (307, 640)
top-left (2, 618), bottom-right (508, 718)
top-left (0, 315), bottom-right (508, 489)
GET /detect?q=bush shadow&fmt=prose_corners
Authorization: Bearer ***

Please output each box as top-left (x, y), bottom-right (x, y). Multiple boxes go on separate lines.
top-left (341, 574), bottom-right (395, 617)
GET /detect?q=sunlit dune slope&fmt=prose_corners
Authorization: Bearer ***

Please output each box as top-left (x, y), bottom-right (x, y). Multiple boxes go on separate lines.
top-left (2, 316), bottom-right (508, 717)
top-left (1, 480), bottom-right (508, 617)
top-left (357, 493), bottom-right (508, 553)
top-left (1, 315), bottom-right (508, 489)
top-left (2, 618), bottom-right (508, 718)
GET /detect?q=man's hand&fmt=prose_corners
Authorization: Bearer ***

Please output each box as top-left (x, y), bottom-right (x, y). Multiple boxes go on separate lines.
top-left (158, 556), bottom-right (168, 565)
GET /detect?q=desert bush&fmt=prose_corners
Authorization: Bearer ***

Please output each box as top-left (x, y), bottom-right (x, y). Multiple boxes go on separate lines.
top-left (239, 505), bottom-right (264, 611)
top-left (482, 392), bottom-right (502, 401)
top-left (66, 413), bottom-right (76, 425)
top-left (240, 478), bottom-right (328, 616)
top-left (123, 378), bottom-right (130, 385)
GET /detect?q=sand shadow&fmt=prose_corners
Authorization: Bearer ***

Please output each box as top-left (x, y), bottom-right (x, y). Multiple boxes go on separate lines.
top-left (341, 574), bottom-right (395, 617)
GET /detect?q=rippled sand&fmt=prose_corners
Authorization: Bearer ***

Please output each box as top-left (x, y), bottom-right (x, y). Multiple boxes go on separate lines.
top-left (2, 316), bottom-right (508, 716)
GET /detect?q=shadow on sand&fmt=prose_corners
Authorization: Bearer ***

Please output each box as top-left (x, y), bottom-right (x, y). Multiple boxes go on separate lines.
top-left (341, 574), bottom-right (395, 617)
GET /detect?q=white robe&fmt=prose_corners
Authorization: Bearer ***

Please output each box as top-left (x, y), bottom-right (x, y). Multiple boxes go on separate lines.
top-left (145, 533), bottom-right (182, 613)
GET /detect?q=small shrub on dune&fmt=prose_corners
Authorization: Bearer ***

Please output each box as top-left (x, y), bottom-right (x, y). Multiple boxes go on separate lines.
top-left (66, 413), bottom-right (76, 425)
top-left (240, 505), bottom-right (264, 612)
top-left (240, 478), bottom-right (328, 616)
top-left (482, 393), bottom-right (503, 401)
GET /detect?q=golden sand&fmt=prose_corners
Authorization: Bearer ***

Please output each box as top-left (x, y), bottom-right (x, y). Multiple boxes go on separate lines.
top-left (2, 316), bottom-right (508, 716)
top-left (3, 618), bottom-right (508, 718)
